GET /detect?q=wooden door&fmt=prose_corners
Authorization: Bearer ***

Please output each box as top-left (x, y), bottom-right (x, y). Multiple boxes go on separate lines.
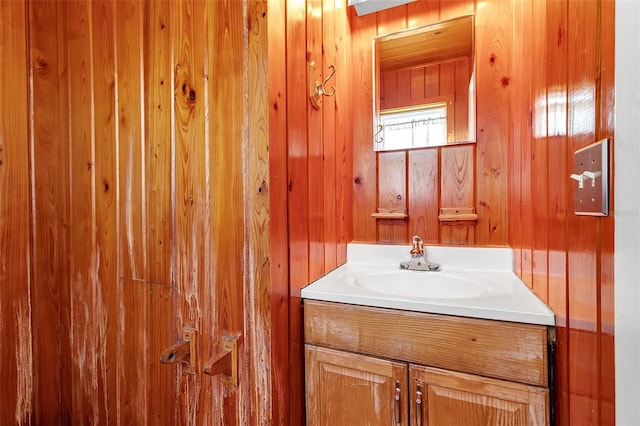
top-left (409, 365), bottom-right (549, 426)
top-left (23, 0), bottom-right (270, 424)
top-left (305, 345), bottom-right (409, 426)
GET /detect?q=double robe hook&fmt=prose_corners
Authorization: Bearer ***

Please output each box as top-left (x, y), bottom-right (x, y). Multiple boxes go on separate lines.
top-left (309, 61), bottom-right (336, 110)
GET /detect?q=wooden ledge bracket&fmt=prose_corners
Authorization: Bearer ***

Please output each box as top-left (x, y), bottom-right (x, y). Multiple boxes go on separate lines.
top-left (159, 327), bottom-right (197, 374)
top-left (203, 336), bottom-right (238, 385)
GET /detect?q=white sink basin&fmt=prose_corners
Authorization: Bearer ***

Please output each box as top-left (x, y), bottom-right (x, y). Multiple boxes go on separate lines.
top-left (300, 243), bottom-right (556, 326)
top-left (351, 271), bottom-right (501, 299)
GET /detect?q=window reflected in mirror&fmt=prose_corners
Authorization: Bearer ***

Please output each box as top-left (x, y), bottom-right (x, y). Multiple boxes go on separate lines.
top-left (376, 103), bottom-right (448, 150)
top-left (373, 15), bottom-right (475, 151)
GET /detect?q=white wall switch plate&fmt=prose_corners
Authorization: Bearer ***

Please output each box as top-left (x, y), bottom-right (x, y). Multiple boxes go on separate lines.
top-left (571, 138), bottom-right (609, 216)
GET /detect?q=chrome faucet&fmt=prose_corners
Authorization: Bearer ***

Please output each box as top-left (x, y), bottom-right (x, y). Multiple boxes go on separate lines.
top-left (399, 235), bottom-right (440, 271)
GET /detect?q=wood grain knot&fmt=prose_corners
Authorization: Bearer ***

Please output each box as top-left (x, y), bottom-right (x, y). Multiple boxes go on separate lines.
top-left (189, 89), bottom-right (196, 102)
top-left (501, 76), bottom-right (510, 87)
top-left (35, 57), bottom-right (48, 72)
top-left (489, 54), bottom-right (497, 65)
top-left (557, 27), bottom-right (564, 48)
top-left (354, 176), bottom-right (363, 185)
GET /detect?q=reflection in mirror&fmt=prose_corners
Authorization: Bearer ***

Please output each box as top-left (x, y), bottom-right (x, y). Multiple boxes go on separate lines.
top-left (373, 15), bottom-right (475, 151)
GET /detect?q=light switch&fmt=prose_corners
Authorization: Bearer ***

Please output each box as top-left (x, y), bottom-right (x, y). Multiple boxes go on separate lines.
top-left (572, 138), bottom-right (609, 216)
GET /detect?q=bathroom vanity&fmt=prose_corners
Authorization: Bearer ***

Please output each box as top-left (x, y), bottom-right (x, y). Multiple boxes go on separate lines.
top-left (301, 243), bottom-right (555, 426)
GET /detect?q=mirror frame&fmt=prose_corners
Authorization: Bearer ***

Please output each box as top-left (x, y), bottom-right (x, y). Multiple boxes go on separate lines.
top-left (372, 15), bottom-right (476, 151)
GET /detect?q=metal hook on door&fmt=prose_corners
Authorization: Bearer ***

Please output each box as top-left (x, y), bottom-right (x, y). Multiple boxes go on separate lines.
top-left (309, 61), bottom-right (336, 110)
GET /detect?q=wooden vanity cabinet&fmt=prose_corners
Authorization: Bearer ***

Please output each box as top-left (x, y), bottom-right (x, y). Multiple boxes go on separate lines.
top-left (304, 300), bottom-right (552, 426)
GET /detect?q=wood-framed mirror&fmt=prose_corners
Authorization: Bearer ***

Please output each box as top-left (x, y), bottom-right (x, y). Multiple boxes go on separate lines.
top-left (373, 15), bottom-right (476, 151)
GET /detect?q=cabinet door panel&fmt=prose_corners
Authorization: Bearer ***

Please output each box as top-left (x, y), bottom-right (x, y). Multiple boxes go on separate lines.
top-left (410, 365), bottom-right (549, 426)
top-left (306, 345), bottom-right (409, 426)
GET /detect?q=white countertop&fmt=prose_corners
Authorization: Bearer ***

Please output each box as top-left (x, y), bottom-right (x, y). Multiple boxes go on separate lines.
top-left (301, 243), bottom-right (555, 326)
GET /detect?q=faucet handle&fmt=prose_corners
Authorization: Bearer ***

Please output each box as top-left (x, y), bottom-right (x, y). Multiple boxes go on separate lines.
top-left (410, 235), bottom-right (424, 255)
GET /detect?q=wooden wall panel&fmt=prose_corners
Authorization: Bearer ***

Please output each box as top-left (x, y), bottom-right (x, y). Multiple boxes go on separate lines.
top-left (508, 0), bottom-right (615, 425)
top-left (28, 1), bottom-right (69, 423)
top-left (118, 4), bottom-right (151, 422)
top-left (408, 150), bottom-right (439, 243)
top-left (267, 0), bottom-right (290, 423)
top-left (440, 145), bottom-right (474, 244)
top-left (335, 3), bottom-right (353, 265)
top-left (377, 151), bottom-right (407, 241)
top-left (0, 2), bottom-right (33, 424)
top-left (286, 1), bottom-right (309, 424)
top-left (531, 0), bottom-right (549, 302)
top-left (322, 0), bottom-right (338, 274)
top-left (351, 9), bottom-right (378, 242)
top-left (65, 1), bottom-right (106, 422)
top-left (473, 0), bottom-right (509, 245)
top-left (138, 2), bottom-right (176, 423)
top-left (247, 3), bottom-right (272, 425)
top-left (509, 0), bottom-right (525, 282)
top-left (91, 2), bottom-right (119, 423)
top-left (545, 0), bottom-right (569, 423)
top-left (307, 0), bottom-right (325, 282)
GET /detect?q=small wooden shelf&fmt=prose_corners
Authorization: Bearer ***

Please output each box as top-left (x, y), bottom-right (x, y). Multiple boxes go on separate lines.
top-left (371, 208), bottom-right (407, 220)
top-left (438, 207), bottom-right (478, 223)
top-left (371, 212), bottom-right (408, 219)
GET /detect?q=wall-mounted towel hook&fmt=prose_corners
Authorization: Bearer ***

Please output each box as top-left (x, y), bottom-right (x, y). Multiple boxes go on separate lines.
top-left (309, 61), bottom-right (336, 110)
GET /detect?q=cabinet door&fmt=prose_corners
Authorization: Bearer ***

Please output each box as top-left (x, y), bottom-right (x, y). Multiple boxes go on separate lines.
top-left (409, 365), bottom-right (549, 426)
top-left (306, 345), bottom-right (409, 426)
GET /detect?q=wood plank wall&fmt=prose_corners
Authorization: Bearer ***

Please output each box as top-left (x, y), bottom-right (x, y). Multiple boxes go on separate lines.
top-left (350, 0), bottom-right (509, 246)
top-left (271, 0), bottom-right (353, 423)
top-left (510, 0), bottom-right (615, 424)
top-left (348, 0), bottom-right (615, 424)
top-left (0, 1), bottom-right (33, 424)
top-left (0, 0), bottom-right (272, 424)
